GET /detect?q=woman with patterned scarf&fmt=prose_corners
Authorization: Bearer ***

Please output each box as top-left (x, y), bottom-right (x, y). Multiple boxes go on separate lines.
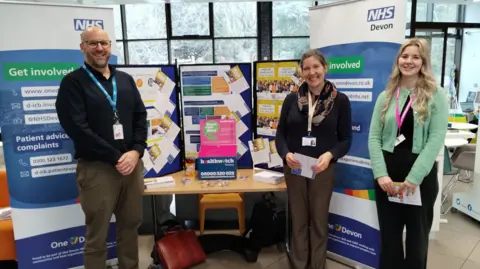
top-left (275, 49), bottom-right (352, 269)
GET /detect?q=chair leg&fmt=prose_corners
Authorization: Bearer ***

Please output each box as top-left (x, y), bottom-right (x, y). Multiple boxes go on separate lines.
top-left (237, 204), bottom-right (245, 235)
top-left (199, 206), bottom-right (205, 235)
top-left (441, 173), bottom-right (460, 214)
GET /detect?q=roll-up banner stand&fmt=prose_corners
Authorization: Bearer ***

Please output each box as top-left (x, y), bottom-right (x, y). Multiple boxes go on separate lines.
top-left (115, 65), bottom-right (183, 177)
top-left (178, 63), bottom-right (253, 170)
top-left (309, 0), bottom-right (408, 268)
top-left (0, 2), bottom-right (118, 268)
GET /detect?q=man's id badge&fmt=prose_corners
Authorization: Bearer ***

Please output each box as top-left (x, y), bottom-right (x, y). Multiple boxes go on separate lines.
top-left (395, 134), bottom-right (405, 147)
top-left (113, 124), bottom-right (124, 140)
top-left (302, 136), bottom-right (317, 147)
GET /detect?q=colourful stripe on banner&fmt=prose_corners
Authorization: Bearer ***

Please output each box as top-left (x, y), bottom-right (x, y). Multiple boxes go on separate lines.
top-left (339, 189), bottom-right (376, 201)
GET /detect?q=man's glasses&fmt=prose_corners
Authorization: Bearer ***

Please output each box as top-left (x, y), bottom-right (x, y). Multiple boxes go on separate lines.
top-left (84, 40), bottom-right (111, 48)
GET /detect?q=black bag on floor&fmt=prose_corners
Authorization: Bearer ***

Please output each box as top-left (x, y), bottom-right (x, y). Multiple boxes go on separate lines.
top-left (197, 234), bottom-right (259, 263)
top-left (243, 192), bottom-right (287, 252)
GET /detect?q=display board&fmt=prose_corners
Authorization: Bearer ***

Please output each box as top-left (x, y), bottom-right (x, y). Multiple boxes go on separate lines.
top-left (115, 65), bottom-right (182, 177)
top-left (179, 64), bottom-right (253, 169)
top-left (310, 0), bottom-right (407, 268)
top-left (0, 2), bottom-right (118, 268)
top-left (253, 61), bottom-right (303, 170)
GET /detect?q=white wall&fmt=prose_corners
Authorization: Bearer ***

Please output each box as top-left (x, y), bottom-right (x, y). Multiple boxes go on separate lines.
top-left (459, 5), bottom-right (480, 102)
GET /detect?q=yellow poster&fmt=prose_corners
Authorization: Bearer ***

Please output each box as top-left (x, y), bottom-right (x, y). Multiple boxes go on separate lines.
top-left (256, 61), bottom-right (302, 137)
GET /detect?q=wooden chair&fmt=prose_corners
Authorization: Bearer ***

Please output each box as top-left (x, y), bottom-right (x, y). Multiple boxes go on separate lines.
top-left (0, 169), bottom-right (16, 261)
top-left (198, 193), bottom-right (245, 235)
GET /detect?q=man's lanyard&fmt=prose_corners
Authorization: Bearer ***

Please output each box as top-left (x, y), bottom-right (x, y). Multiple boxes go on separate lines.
top-left (308, 91), bottom-right (319, 135)
top-left (82, 65), bottom-right (118, 121)
top-left (395, 88), bottom-right (414, 131)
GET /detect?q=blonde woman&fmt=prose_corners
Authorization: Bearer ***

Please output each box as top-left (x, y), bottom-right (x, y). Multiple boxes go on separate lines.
top-left (368, 38), bottom-right (448, 269)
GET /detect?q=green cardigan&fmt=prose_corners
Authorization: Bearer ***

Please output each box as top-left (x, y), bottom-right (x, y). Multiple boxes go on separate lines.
top-left (368, 87), bottom-right (449, 185)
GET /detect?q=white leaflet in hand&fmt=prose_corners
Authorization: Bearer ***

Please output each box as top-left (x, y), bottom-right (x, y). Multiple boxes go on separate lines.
top-left (292, 153), bottom-right (317, 179)
top-left (388, 183), bottom-right (422, 206)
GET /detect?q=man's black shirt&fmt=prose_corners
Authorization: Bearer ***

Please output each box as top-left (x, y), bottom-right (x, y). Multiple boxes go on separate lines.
top-left (56, 63), bottom-right (147, 165)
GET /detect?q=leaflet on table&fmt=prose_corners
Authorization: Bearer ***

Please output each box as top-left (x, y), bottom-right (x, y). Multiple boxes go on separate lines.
top-left (387, 183), bottom-right (422, 206)
top-left (292, 153), bottom-right (318, 179)
top-left (143, 138), bottom-right (180, 173)
top-left (222, 65), bottom-right (250, 94)
top-left (248, 138), bottom-right (270, 165)
top-left (146, 107), bottom-right (180, 143)
top-left (248, 138), bottom-right (283, 168)
top-left (268, 140), bottom-right (283, 168)
top-left (256, 61), bottom-right (301, 137)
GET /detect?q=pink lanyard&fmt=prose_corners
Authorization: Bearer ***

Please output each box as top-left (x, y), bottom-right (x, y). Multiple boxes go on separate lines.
top-left (395, 88), bottom-right (414, 131)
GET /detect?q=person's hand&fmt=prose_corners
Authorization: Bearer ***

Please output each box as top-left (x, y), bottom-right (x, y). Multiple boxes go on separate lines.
top-left (286, 153), bottom-right (301, 169)
top-left (116, 151), bottom-right (140, 176)
top-left (399, 180), bottom-right (417, 196)
top-left (377, 176), bottom-right (395, 194)
top-left (312, 152), bottom-right (333, 174)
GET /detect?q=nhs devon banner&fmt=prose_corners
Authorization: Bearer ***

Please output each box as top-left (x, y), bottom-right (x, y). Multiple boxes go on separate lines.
top-left (309, 0), bottom-right (406, 268)
top-left (0, 2), bottom-right (118, 269)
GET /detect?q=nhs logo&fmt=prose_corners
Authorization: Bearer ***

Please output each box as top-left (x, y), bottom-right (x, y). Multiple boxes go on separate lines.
top-left (74, 19), bottom-right (104, 31)
top-left (352, 123), bottom-right (362, 133)
top-left (367, 6), bottom-right (395, 22)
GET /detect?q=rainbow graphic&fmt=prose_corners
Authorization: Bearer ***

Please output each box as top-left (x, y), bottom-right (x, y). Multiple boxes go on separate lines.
top-left (334, 188), bottom-right (376, 201)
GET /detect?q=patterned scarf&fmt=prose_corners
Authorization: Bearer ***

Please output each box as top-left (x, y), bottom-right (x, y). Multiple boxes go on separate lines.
top-left (297, 79), bottom-right (338, 126)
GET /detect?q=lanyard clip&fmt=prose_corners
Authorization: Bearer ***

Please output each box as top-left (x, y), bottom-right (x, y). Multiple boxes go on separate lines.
top-left (113, 110), bottom-right (120, 123)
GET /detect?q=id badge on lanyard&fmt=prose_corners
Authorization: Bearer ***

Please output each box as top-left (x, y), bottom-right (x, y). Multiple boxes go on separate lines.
top-left (302, 91), bottom-right (318, 147)
top-left (395, 88), bottom-right (414, 147)
top-left (82, 66), bottom-right (124, 140)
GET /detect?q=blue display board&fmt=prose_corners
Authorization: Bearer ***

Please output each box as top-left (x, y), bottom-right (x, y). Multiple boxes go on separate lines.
top-left (115, 65), bottom-right (183, 178)
top-left (179, 63), bottom-right (253, 169)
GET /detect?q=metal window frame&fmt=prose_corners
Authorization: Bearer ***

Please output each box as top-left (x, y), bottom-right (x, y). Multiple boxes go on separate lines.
top-left (116, 3), bottom-right (260, 65)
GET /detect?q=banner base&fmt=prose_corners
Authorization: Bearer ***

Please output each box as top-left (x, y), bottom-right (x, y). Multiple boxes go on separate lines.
top-left (327, 251), bottom-right (373, 269)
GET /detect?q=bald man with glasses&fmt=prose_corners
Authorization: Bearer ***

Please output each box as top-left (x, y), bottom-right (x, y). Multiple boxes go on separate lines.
top-left (55, 26), bottom-right (147, 269)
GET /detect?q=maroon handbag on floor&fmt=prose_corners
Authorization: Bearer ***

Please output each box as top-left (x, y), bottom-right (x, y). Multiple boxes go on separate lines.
top-left (155, 227), bottom-right (206, 269)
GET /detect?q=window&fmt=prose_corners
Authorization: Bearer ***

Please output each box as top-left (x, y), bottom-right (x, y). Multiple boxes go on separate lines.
top-left (125, 4), bottom-right (166, 39)
top-left (272, 1), bottom-right (313, 60)
top-left (213, 2), bottom-right (257, 63)
top-left (214, 2), bottom-right (257, 37)
top-left (170, 40), bottom-right (213, 64)
top-left (272, 1), bottom-right (312, 36)
top-left (433, 4), bottom-right (458, 23)
top-left (464, 4), bottom-right (480, 23)
top-left (171, 3), bottom-right (210, 36)
top-left (115, 42), bottom-right (125, 64)
top-left (123, 4), bottom-right (168, 64)
top-left (421, 33), bottom-right (456, 87)
top-left (110, 5), bottom-right (123, 40)
top-left (128, 41), bottom-right (169, 65)
top-left (215, 39), bottom-right (257, 63)
top-left (405, 2), bottom-right (428, 36)
top-left (273, 38), bottom-right (310, 60)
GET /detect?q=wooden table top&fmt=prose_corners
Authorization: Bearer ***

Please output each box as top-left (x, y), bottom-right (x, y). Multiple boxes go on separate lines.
top-left (143, 168), bottom-right (287, 195)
